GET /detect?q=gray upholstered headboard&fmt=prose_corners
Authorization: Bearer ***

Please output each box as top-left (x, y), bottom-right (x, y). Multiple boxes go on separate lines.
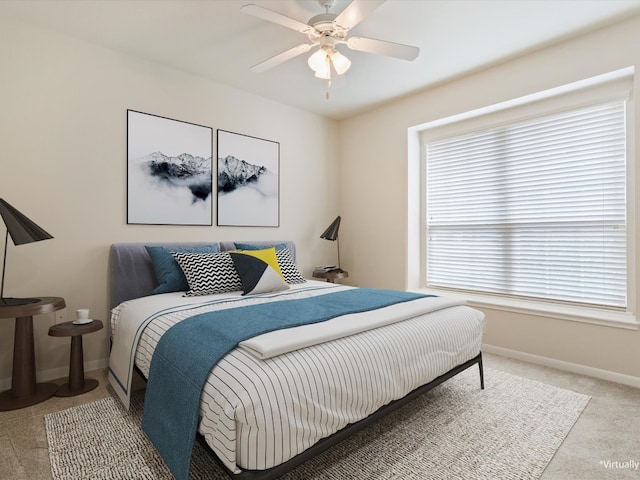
top-left (109, 241), bottom-right (296, 310)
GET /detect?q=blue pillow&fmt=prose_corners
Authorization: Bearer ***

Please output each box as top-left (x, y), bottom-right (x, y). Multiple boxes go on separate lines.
top-left (146, 245), bottom-right (219, 294)
top-left (234, 242), bottom-right (287, 251)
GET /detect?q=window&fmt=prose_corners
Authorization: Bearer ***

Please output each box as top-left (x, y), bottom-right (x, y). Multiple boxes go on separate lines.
top-left (425, 99), bottom-right (628, 310)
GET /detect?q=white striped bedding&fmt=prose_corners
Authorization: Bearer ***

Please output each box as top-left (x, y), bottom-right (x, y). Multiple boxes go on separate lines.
top-left (111, 281), bottom-right (484, 473)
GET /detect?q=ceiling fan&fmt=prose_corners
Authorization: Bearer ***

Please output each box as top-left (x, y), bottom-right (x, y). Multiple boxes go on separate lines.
top-left (241, 0), bottom-right (419, 94)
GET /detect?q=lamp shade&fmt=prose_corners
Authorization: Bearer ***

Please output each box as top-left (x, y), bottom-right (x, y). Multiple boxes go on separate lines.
top-left (308, 48), bottom-right (351, 80)
top-left (0, 199), bottom-right (53, 245)
top-left (330, 51), bottom-right (351, 75)
top-left (320, 216), bottom-right (341, 241)
top-left (1, 199), bottom-right (53, 304)
top-left (308, 49), bottom-right (330, 79)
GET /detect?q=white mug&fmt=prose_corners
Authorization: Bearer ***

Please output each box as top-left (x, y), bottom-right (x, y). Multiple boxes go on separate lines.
top-left (76, 309), bottom-right (90, 321)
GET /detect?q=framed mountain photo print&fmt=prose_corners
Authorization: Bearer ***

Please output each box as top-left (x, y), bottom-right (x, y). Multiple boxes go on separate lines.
top-left (127, 110), bottom-right (213, 225)
top-left (217, 129), bottom-right (280, 227)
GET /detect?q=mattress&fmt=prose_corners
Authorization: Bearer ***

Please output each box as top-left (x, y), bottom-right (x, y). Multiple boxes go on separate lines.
top-left (110, 281), bottom-right (484, 473)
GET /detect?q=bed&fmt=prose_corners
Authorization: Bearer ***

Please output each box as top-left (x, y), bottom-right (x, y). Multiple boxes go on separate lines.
top-left (107, 241), bottom-right (485, 480)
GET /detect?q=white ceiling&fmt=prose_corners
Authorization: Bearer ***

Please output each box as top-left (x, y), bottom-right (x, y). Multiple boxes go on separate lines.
top-left (2, 0), bottom-right (640, 119)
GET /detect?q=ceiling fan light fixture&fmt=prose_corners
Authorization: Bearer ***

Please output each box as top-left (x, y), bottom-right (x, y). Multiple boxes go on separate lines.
top-left (308, 48), bottom-right (350, 79)
top-left (314, 68), bottom-right (331, 80)
top-left (330, 50), bottom-right (351, 75)
top-left (308, 49), bottom-right (328, 74)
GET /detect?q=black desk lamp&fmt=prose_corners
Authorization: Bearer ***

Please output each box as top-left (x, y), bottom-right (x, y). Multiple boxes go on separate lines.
top-left (0, 199), bottom-right (53, 306)
top-left (320, 215), bottom-right (343, 273)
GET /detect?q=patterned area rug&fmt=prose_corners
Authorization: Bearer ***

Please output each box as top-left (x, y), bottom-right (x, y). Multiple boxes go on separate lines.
top-left (45, 367), bottom-right (590, 480)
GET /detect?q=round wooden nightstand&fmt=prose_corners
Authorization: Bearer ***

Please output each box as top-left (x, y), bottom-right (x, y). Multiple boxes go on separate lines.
top-left (0, 297), bottom-right (66, 411)
top-left (48, 319), bottom-right (103, 397)
top-left (312, 270), bottom-right (349, 283)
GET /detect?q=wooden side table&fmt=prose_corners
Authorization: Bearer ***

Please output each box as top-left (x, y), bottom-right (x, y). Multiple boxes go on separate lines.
top-left (0, 297), bottom-right (66, 411)
top-left (312, 270), bottom-right (349, 283)
top-left (48, 319), bottom-right (103, 397)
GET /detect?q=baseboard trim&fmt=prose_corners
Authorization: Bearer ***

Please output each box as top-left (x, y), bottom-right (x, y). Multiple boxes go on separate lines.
top-left (4, 349), bottom-right (639, 392)
top-left (0, 357), bottom-right (109, 392)
top-left (483, 344), bottom-right (640, 389)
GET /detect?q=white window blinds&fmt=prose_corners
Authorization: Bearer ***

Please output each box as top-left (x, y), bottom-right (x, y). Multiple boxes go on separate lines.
top-left (426, 100), bottom-right (627, 308)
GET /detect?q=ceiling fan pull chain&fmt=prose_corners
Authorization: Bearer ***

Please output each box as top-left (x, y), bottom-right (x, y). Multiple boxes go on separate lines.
top-left (325, 55), bottom-right (332, 100)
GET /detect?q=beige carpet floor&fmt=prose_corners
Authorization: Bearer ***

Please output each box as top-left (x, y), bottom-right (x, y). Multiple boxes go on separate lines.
top-left (2, 352), bottom-right (639, 479)
top-left (44, 366), bottom-right (589, 480)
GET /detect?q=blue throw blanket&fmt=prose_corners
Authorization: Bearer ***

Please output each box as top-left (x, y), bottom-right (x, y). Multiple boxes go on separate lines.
top-left (142, 288), bottom-right (428, 480)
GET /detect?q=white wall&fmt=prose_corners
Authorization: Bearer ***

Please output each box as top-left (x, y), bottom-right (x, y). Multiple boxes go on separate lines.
top-left (339, 14), bottom-right (640, 381)
top-left (3, 11), bottom-right (639, 389)
top-left (0, 16), bottom-right (340, 384)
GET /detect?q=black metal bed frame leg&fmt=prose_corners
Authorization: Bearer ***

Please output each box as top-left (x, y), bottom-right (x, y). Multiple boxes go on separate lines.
top-left (478, 352), bottom-right (485, 389)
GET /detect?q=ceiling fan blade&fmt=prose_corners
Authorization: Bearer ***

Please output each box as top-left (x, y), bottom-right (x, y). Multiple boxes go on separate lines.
top-left (347, 36), bottom-right (419, 61)
top-left (333, 0), bottom-right (386, 31)
top-left (250, 44), bottom-right (314, 72)
top-left (241, 4), bottom-right (314, 34)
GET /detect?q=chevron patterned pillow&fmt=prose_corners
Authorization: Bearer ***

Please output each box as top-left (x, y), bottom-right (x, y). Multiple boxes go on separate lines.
top-left (171, 251), bottom-right (242, 296)
top-left (276, 248), bottom-right (306, 284)
top-left (146, 244), bottom-right (219, 294)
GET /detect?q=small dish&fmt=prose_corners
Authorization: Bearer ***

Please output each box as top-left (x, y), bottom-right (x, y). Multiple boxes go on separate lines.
top-left (72, 318), bottom-right (93, 325)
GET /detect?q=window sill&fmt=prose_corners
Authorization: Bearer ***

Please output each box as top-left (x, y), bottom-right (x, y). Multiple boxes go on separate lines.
top-left (408, 287), bottom-right (639, 330)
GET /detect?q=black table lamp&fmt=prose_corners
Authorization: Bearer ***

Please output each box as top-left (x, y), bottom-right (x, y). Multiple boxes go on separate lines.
top-left (320, 215), bottom-right (343, 272)
top-left (0, 199), bottom-right (53, 306)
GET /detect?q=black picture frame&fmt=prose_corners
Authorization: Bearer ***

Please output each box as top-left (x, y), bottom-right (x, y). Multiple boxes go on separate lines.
top-left (127, 110), bottom-right (213, 226)
top-left (216, 129), bottom-right (280, 227)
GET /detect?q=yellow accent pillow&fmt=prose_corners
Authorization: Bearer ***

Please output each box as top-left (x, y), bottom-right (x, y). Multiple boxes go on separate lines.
top-left (233, 247), bottom-right (286, 281)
